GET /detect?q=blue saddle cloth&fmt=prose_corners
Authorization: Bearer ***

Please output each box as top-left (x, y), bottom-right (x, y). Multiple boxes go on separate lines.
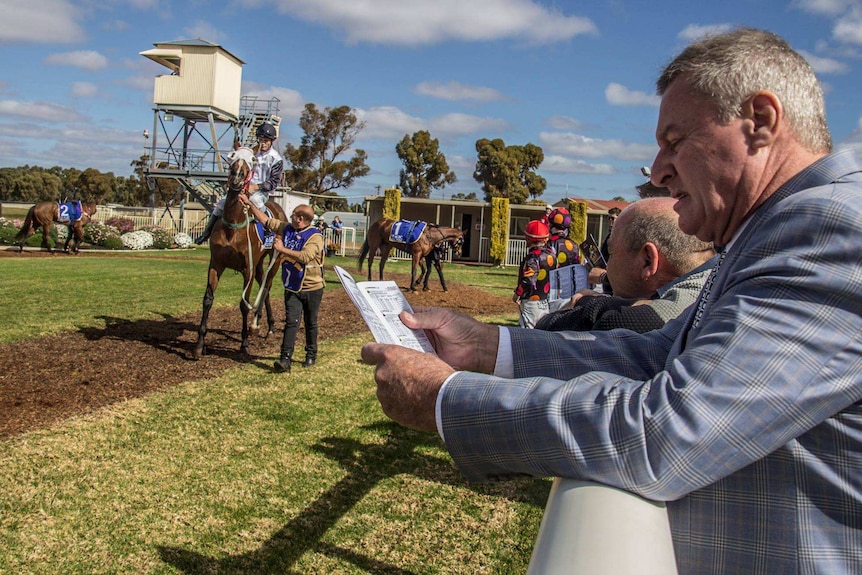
top-left (57, 201), bottom-right (82, 224)
top-left (255, 206), bottom-right (275, 248)
top-left (390, 220), bottom-right (427, 244)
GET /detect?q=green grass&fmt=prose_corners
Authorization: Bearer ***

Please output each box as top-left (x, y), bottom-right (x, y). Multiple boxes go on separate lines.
top-left (0, 253), bottom-right (543, 574)
top-left (0, 252), bottom-right (518, 343)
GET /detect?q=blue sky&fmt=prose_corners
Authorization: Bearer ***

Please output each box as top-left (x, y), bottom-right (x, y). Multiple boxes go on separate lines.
top-left (1, 0), bottom-right (861, 204)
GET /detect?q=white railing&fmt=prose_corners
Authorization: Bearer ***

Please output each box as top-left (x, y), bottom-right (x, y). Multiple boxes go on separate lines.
top-left (90, 206), bottom-right (367, 254)
top-left (92, 207), bottom-right (209, 235)
top-left (477, 237), bottom-right (528, 267)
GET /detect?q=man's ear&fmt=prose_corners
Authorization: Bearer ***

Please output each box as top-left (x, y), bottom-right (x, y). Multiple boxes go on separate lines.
top-left (640, 242), bottom-right (661, 279)
top-left (741, 91), bottom-right (782, 149)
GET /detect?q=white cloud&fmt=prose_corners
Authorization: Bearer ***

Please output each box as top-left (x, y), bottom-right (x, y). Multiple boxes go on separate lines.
top-left (44, 50), bottom-right (109, 71)
top-left (355, 106), bottom-right (425, 139)
top-left (183, 21), bottom-right (226, 44)
top-left (71, 82), bottom-right (98, 98)
top-left (541, 155), bottom-right (615, 175)
top-left (545, 115), bottom-right (584, 130)
top-left (0, 0), bottom-right (84, 44)
top-left (414, 81), bottom-right (507, 102)
top-left (0, 100), bottom-right (85, 122)
top-left (834, 15), bottom-right (862, 44)
top-left (428, 113), bottom-right (509, 137)
top-left (254, 0), bottom-right (597, 46)
top-left (792, 0), bottom-right (857, 17)
top-left (798, 49), bottom-right (850, 73)
top-left (121, 74), bottom-right (156, 92)
top-left (353, 106), bottom-right (508, 141)
top-left (605, 83), bottom-right (660, 107)
top-left (540, 131), bottom-right (657, 161)
top-left (677, 23), bottom-right (735, 42)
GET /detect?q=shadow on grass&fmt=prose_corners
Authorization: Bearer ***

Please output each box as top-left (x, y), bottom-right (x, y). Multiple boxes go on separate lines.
top-left (158, 421), bottom-right (549, 574)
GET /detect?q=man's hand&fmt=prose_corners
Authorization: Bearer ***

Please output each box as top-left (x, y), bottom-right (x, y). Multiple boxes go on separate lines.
top-left (588, 267), bottom-right (606, 286)
top-left (361, 344), bottom-right (453, 432)
top-left (238, 193), bottom-right (251, 206)
top-left (400, 307), bottom-right (499, 373)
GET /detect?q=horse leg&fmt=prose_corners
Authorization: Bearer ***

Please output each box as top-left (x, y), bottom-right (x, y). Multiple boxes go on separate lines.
top-left (194, 265), bottom-right (222, 360)
top-left (410, 252), bottom-right (422, 291)
top-left (41, 223), bottom-right (52, 252)
top-left (415, 258), bottom-right (427, 289)
top-left (17, 223), bottom-right (33, 252)
top-left (378, 246), bottom-right (391, 281)
top-left (366, 243), bottom-right (376, 281)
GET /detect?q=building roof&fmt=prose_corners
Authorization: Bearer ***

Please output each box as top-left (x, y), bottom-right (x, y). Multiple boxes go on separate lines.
top-left (562, 197), bottom-right (631, 213)
top-left (149, 38), bottom-right (244, 64)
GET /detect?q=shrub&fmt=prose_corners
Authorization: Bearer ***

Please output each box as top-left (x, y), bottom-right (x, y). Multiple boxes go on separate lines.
top-left (174, 232), bottom-right (193, 249)
top-left (100, 236), bottom-right (125, 250)
top-left (83, 221), bottom-right (121, 247)
top-left (140, 225), bottom-right (173, 249)
top-left (0, 217), bottom-right (19, 244)
top-left (121, 230), bottom-right (153, 250)
top-left (25, 228), bottom-right (58, 248)
top-left (105, 217), bottom-right (136, 234)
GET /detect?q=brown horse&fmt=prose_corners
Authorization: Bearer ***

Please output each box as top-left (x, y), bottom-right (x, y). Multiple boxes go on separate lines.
top-left (15, 200), bottom-right (97, 254)
top-left (193, 148), bottom-right (287, 360)
top-left (358, 218), bottom-right (464, 291)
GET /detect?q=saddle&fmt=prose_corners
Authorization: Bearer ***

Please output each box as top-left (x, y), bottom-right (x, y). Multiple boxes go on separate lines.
top-left (390, 220), bottom-right (427, 244)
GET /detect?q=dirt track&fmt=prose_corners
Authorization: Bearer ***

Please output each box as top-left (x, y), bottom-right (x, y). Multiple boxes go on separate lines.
top-left (0, 250), bottom-right (515, 438)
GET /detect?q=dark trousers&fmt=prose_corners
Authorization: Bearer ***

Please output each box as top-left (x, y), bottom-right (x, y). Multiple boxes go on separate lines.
top-left (281, 288), bottom-right (324, 360)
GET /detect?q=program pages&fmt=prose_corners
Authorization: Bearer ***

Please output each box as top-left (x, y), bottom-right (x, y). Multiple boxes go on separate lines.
top-left (333, 265), bottom-right (436, 354)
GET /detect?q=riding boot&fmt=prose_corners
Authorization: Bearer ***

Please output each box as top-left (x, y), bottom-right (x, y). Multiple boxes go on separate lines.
top-left (273, 354), bottom-right (292, 373)
top-left (302, 352), bottom-right (316, 367)
top-left (195, 215), bottom-right (218, 245)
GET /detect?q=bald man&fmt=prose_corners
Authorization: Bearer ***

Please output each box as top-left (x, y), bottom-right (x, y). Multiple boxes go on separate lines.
top-left (536, 197), bottom-right (716, 332)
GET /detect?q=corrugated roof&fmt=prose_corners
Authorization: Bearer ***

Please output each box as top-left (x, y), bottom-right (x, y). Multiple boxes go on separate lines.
top-left (564, 197), bottom-right (631, 213)
top-left (150, 39), bottom-right (244, 64)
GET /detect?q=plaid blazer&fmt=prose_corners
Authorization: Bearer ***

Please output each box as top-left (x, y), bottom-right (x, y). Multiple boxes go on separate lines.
top-left (441, 150), bottom-right (862, 574)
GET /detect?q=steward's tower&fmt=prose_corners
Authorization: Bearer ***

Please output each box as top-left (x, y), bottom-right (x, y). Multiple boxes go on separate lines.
top-left (140, 39), bottom-right (280, 214)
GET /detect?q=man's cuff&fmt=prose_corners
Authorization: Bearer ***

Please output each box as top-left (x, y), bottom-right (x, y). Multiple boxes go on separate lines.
top-left (435, 373), bottom-right (460, 442)
top-left (495, 326), bottom-right (514, 378)
top-left (435, 327), bottom-right (513, 442)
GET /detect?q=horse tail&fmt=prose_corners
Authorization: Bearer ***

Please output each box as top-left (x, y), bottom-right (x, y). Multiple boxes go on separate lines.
top-left (14, 207), bottom-right (35, 241)
top-left (358, 238), bottom-right (370, 271)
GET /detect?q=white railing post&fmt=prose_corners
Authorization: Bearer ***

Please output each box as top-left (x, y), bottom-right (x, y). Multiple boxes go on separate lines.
top-left (527, 480), bottom-right (678, 575)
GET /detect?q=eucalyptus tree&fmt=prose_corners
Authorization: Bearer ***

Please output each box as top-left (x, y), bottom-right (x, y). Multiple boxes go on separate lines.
top-left (473, 138), bottom-right (546, 203)
top-left (395, 130), bottom-right (457, 198)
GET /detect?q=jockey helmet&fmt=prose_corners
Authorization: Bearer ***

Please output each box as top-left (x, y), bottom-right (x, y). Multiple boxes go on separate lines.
top-left (548, 207), bottom-right (571, 229)
top-left (256, 123), bottom-right (277, 141)
top-left (524, 220), bottom-right (549, 242)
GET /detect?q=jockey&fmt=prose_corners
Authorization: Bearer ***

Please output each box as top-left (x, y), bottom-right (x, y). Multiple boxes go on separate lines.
top-left (195, 122), bottom-right (284, 244)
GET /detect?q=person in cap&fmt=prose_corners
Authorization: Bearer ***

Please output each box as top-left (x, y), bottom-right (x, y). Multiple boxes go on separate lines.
top-left (545, 207), bottom-right (581, 312)
top-left (512, 220), bottom-right (555, 328)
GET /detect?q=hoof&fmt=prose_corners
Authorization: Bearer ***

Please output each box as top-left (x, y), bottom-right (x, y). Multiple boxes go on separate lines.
top-left (423, 287), bottom-right (430, 292)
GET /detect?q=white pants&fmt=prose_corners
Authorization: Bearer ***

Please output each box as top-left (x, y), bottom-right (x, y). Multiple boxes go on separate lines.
top-left (518, 299), bottom-right (550, 329)
top-left (213, 191), bottom-right (268, 215)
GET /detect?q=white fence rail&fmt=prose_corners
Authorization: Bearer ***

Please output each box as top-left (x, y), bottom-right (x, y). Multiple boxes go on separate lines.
top-left (478, 238), bottom-right (528, 267)
top-left (88, 207), bottom-right (366, 254)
